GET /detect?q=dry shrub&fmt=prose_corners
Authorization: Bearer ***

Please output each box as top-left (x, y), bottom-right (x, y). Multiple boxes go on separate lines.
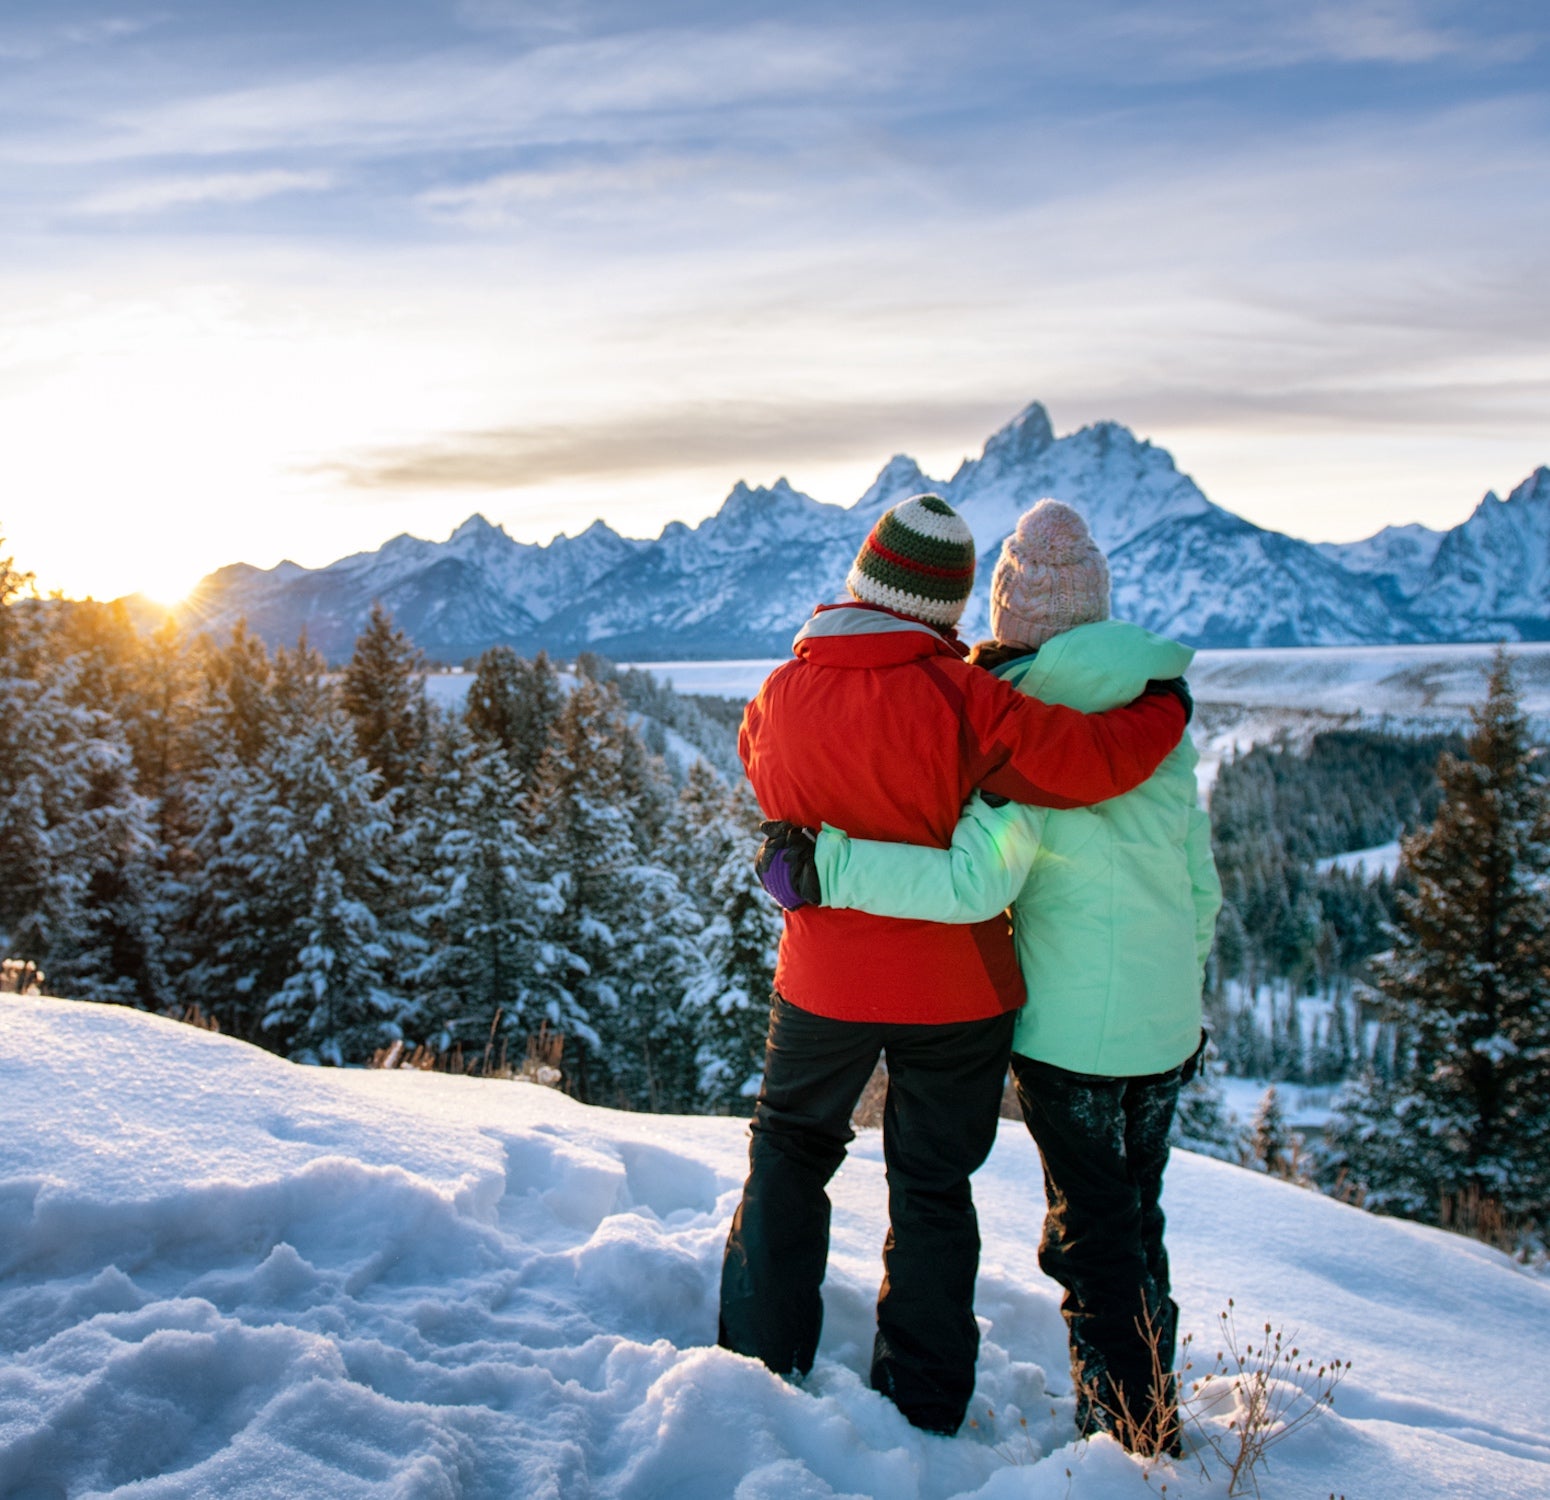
top-left (851, 1060), bottom-right (888, 1129)
top-left (1038, 1301), bottom-right (1348, 1499)
top-left (1180, 1301), bottom-right (1350, 1497)
top-left (1439, 1184), bottom-right (1541, 1260)
top-left (0, 959), bottom-right (45, 995)
top-left (370, 1013), bottom-right (566, 1089)
top-left (999, 1071), bottom-right (1022, 1120)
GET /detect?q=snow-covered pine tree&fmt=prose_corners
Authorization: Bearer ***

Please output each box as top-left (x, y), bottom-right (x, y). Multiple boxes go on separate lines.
top-left (610, 859), bottom-right (704, 1113)
top-left (0, 582), bottom-right (163, 1006)
top-left (339, 602), bottom-right (428, 795)
top-left (199, 620), bottom-right (276, 766)
top-left (124, 617), bottom-right (207, 845)
top-left (671, 761), bottom-right (779, 1113)
top-left (532, 676), bottom-right (697, 1107)
top-left (1270, 991), bottom-right (1307, 1082)
top-left (465, 646), bottom-right (563, 788)
top-left (181, 639), bottom-right (404, 1059)
top-left (404, 711), bottom-right (567, 1057)
top-left (1322, 650), bottom-right (1550, 1222)
top-left (1251, 1085), bottom-right (1295, 1177)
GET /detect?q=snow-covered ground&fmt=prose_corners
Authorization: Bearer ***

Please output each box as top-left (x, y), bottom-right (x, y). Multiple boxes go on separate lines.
top-left (4, 996), bottom-right (1549, 1500)
top-left (1315, 842), bottom-right (1404, 881)
top-left (1215, 1076), bottom-right (1341, 1136)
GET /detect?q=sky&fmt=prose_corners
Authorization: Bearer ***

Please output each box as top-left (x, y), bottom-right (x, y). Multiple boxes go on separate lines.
top-left (1, 0), bottom-right (1547, 603)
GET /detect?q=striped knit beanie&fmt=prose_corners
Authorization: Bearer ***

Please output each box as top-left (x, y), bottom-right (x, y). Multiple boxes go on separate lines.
top-left (846, 494), bottom-right (977, 628)
top-left (990, 498), bottom-right (1110, 650)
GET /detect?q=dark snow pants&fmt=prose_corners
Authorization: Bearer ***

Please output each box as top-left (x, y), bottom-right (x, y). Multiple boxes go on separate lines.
top-left (1010, 1053), bottom-right (1183, 1448)
top-left (719, 995), bottom-right (1017, 1435)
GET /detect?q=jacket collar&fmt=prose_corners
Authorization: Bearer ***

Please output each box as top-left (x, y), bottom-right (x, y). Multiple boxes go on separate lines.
top-left (794, 601), bottom-right (968, 654)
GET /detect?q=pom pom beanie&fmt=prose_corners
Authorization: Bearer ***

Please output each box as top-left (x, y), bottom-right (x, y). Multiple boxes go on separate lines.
top-left (990, 499), bottom-right (1110, 649)
top-left (847, 494), bottom-right (977, 628)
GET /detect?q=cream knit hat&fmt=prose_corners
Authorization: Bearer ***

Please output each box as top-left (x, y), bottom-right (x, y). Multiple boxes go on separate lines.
top-left (989, 499), bottom-right (1110, 649)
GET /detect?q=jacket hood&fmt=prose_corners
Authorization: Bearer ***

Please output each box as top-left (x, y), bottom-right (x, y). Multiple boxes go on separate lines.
top-left (995, 620), bottom-right (1193, 713)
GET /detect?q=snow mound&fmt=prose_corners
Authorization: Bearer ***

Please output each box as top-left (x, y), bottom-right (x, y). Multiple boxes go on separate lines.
top-left (2, 996), bottom-right (1548, 1499)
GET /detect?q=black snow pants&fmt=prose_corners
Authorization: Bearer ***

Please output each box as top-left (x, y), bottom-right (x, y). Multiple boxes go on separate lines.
top-left (1010, 1053), bottom-right (1183, 1449)
top-left (719, 995), bottom-right (1017, 1435)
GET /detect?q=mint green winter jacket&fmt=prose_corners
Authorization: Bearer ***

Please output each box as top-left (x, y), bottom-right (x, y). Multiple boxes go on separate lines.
top-left (815, 619), bottom-right (1222, 1077)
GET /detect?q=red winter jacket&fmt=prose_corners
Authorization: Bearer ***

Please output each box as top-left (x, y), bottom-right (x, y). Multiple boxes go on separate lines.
top-left (740, 603), bottom-right (1188, 1024)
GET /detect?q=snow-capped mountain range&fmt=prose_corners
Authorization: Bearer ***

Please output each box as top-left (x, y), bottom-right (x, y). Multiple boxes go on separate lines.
top-left (181, 403), bottom-right (1550, 659)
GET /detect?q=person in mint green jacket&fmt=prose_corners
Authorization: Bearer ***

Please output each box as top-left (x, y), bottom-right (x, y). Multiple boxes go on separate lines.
top-left (759, 499), bottom-right (1221, 1454)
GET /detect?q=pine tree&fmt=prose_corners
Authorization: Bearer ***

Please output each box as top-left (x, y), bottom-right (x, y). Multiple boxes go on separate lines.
top-left (1251, 1086), bottom-right (1295, 1177)
top-left (405, 712), bottom-right (566, 1055)
top-left (528, 676), bottom-right (707, 1108)
top-left (200, 621), bottom-right (276, 766)
top-left (466, 646), bottom-right (561, 787)
top-left (1323, 650), bottom-right (1550, 1221)
top-left (610, 860), bottom-right (705, 1113)
top-left (1171, 1042), bottom-right (1245, 1164)
top-left (530, 677), bottom-right (644, 1100)
top-left (340, 603), bottom-right (427, 794)
top-left (0, 589), bottom-right (163, 1005)
top-left (181, 640), bottom-right (404, 1057)
top-left (672, 763), bottom-right (779, 1113)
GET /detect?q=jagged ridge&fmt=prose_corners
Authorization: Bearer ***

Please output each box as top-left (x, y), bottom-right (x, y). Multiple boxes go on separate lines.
top-left (178, 405), bottom-right (1549, 659)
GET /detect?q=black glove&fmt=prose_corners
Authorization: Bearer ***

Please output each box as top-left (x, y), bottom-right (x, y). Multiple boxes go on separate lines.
top-left (1144, 675), bottom-right (1193, 725)
top-left (755, 820), bottom-right (822, 911)
top-left (1180, 1028), bottom-right (1210, 1084)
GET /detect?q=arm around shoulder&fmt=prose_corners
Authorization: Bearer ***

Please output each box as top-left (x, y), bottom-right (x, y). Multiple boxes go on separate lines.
top-left (968, 671), bottom-right (1188, 809)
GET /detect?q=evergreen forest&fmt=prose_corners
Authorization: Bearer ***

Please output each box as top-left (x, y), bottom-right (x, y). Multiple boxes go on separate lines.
top-left (0, 561), bottom-right (779, 1115)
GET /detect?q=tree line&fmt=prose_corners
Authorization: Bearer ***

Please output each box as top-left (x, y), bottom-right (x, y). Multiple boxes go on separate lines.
top-left (0, 541), bottom-right (779, 1115)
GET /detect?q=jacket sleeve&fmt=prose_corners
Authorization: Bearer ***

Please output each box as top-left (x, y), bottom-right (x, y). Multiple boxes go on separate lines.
top-left (814, 794), bottom-right (1045, 924)
top-left (948, 663), bottom-right (1187, 809)
top-left (1185, 805), bottom-right (1223, 983)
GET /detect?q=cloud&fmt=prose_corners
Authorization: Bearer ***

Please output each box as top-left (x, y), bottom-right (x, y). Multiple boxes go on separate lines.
top-left (0, 12), bottom-right (164, 61)
top-left (1049, 0), bottom-right (1544, 77)
top-left (323, 396), bottom-right (1019, 492)
top-left (75, 169), bottom-right (335, 216)
top-left (419, 156), bottom-right (704, 226)
top-left (13, 21), bottom-right (885, 167)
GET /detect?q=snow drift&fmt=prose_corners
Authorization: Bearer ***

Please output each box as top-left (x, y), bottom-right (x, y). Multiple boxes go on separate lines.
top-left (2, 996), bottom-right (1548, 1499)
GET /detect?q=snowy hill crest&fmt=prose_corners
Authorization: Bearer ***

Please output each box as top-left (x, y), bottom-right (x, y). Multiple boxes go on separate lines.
top-left (180, 406), bottom-right (1550, 659)
top-left (3, 995), bottom-right (1549, 1499)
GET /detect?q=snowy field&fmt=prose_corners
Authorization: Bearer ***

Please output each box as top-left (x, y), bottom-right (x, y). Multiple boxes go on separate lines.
top-left (4, 997), bottom-right (1550, 1500)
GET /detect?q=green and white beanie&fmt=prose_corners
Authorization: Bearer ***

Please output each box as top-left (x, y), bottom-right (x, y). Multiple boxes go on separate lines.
top-left (846, 494), bottom-right (978, 628)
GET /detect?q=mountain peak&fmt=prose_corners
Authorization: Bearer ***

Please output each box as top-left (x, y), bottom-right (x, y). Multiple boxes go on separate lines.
top-left (724, 477), bottom-right (814, 510)
top-left (1509, 466), bottom-right (1550, 504)
top-left (853, 454), bottom-right (933, 519)
top-left (448, 513), bottom-right (510, 544)
top-left (981, 402), bottom-right (1055, 463)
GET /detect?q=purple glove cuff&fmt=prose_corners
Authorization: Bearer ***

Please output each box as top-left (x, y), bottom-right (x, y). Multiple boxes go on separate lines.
top-left (761, 848), bottom-right (811, 911)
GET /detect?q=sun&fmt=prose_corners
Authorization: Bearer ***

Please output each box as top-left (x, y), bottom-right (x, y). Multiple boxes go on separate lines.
top-left (132, 564), bottom-right (203, 610)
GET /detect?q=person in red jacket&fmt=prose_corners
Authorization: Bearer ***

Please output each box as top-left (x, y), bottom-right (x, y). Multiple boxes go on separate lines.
top-left (717, 493), bottom-right (1189, 1436)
